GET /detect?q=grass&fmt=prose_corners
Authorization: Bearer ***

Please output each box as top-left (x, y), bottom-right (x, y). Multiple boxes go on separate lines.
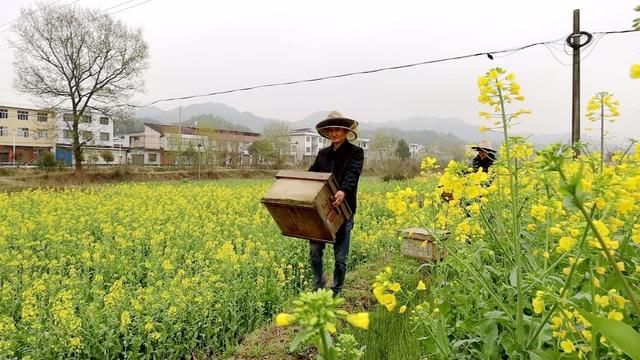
top-left (0, 167), bottom-right (278, 191)
top-left (230, 252), bottom-right (432, 360)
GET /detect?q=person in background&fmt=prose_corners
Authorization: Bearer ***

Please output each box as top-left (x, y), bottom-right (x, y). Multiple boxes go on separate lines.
top-left (308, 111), bottom-right (364, 297)
top-left (471, 140), bottom-right (497, 173)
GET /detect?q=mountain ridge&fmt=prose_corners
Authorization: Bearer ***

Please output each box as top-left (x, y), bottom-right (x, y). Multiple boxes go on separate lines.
top-left (132, 101), bottom-right (569, 145)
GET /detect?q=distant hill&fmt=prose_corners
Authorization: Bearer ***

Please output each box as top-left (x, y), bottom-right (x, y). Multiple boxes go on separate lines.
top-left (135, 102), bottom-right (275, 131)
top-left (129, 102), bottom-right (570, 146)
top-left (181, 114), bottom-right (252, 132)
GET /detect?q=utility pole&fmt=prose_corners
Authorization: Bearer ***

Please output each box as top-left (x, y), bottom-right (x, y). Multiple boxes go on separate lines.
top-left (571, 9), bottom-right (581, 156)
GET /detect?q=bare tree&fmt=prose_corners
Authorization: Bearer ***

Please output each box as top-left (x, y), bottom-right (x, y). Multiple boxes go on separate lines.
top-left (262, 121), bottom-right (291, 168)
top-left (370, 130), bottom-right (394, 163)
top-left (12, 3), bottom-right (149, 170)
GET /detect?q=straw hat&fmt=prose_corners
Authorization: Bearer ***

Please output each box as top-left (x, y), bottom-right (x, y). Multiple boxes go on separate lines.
top-left (316, 111), bottom-right (358, 141)
top-left (471, 140), bottom-right (497, 154)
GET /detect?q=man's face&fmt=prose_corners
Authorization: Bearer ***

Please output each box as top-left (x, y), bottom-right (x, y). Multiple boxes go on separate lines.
top-left (327, 127), bottom-right (348, 144)
top-left (478, 151), bottom-right (488, 160)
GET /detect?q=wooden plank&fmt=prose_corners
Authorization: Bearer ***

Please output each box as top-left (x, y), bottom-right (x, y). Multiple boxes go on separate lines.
top-left (275, 170), bottom-right (332, 181)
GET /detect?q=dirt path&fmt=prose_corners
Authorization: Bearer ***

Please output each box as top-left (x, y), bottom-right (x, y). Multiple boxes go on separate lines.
top-left (229, 254), bottom-right (392, 360)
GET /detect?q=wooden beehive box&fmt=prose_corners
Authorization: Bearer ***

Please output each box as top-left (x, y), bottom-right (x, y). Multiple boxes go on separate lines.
top-left (261, 170), bottom-right (352, 243)
top-left (398, 227), bottom-right (448, 262)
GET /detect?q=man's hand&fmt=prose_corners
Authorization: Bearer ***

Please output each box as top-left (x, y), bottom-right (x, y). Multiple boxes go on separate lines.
top-left (332, 190), bottom-right (345, 207)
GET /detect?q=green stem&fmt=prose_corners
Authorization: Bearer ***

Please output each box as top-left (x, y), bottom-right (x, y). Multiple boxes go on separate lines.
top-left (407, 203), bottom-right (515, 322)
top-left (557, 168), bottom-right (640, 315)
top-left (320, 329), bottom-right (332, 360)
top-left (525, 206), bottom-right (593, 349)
top-left (600, 98), bottom-right (604, 173)
top-left (523, 251), bottom-right (571, 292)
top-left (573, 198), bottom-right (640, 315)
top-left (497, 83), bottom-right (524, 348)
top-left (479, 209), bottom-right (516, 268)
top-left (589, 267), bottom-right (598, 359)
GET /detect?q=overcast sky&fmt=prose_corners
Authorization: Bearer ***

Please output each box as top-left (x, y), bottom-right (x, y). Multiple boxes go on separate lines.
top-left (1, 0), bottom-right (639, 141)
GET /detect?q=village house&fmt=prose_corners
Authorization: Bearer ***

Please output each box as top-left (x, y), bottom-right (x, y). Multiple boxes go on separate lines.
top-left (126, 123), bottom-right (260, 166)
top-left (0, 103), bottom-right (56, 165)
top-left (55, 111), bottom-right (115, 165)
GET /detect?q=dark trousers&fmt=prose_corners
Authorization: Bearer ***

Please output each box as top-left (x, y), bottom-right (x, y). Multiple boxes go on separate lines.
top-left (309, 218), bottom-right (354, 295)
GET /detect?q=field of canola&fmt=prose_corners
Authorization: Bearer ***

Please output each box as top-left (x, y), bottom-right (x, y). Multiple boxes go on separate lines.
top-left (0, 179), bottom-right (401, 359)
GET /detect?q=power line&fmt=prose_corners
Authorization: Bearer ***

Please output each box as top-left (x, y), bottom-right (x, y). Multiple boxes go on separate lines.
top-left (0, 0), bottom-right (153, 50)
top-left (0, 0), bottom-right (68, 29)
top-left (102, 0), bottom-right (140, 13)
top-left (132, 29), bottom-right (640, 108)
top-left (0, 0), bottom-right (81, 35)
top-left (109, 0), bottom-right (153, 15)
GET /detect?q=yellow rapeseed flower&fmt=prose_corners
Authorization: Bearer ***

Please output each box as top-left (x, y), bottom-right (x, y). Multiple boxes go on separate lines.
top-left (275, 313), bottom-right (295, 327)
top-left (607, 310), bottom-right (624, 321)
top-left (346, 312), bottom-right (369, 329)
top-left (417, 280), bottom-right (426, 291)
top-left (532, 296), bottom-right (544, 314)
top-left (560, 340), bottom-right (575, 353)
top-left (595, 295), bottom-right (609, 308)
top-left (556, 236), bottom-right (576, 253)
top-left (630, 64), bottom-right (640, 78)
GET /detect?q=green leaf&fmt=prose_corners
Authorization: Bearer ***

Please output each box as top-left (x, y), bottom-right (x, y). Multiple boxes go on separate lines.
top-left (479, 319), bottom-right (498, 359)
top-left (288, 331), bottom-right (311, 353)
top-left (509, 268), bottom-right (517, 287)
top-left (578, 309), bottom-right (640, 360)
top-left (528, 349), bottom-right (560, 360)
top-left (483, 311), bottom-right (510, 321)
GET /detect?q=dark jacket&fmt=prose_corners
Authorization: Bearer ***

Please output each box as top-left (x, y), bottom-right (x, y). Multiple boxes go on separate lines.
top-left (472, 153), bottom-right (495, 173)
top-left (309, 141), bottom-right (364, 213)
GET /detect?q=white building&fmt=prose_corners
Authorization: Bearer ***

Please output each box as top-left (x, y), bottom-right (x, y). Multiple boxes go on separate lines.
top-left (289, 128), bottom-right (328, 164)
top-left (354, 138), bottom-right (370, 159)
top-left (409, 143), bottom-right (424, 159)
top-left (289, 127), bottom-right (370, 164)
top-left (55, 111), bottom-right (115, 165)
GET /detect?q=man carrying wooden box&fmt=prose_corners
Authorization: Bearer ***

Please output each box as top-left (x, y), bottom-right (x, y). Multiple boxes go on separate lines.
top-left (308, 111), bottom-right (364, 297)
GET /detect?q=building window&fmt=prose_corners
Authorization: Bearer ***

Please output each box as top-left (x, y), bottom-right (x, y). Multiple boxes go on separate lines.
top-left (37, 130), bottom-right (48, 139)
top-left (306, 146), bottom-right (311, 153)
top-left (64, 113), bottom-right (92, 123)
top-left (148, 153), bottom-right (157, 162)
top-left (37, 112), bottom-right (48, 122)
top-left (17, 111), bottom-right (29, 120)
top-left (17, 128), bottom-right (29, 138)
top-left (0, 151), bottom-right (8, 162)
top-left (306, 136), bottom-right (311, 142)
top-left (81, 131), bottom-right (93, 140)
top-left (0, 127), bottom-right (7, 136)
top-left (63, 130), bottom-right (72, 139)
top-left (99, 132), bottom-right (110, 141)
top-left (100, 117), bottom-right (109, 125)
top-left (0, 109), bottom-right (7, 119)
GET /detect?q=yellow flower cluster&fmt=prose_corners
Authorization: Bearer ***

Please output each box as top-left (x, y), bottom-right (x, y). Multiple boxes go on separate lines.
top-left (586, 91), bottom-right (620, 122)
top-left (420, 156), bottom-right (439, 172)
top-left (477, 68), bottom-right (531, 133)
top-left (372, 267), bottom-right (401, 312)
